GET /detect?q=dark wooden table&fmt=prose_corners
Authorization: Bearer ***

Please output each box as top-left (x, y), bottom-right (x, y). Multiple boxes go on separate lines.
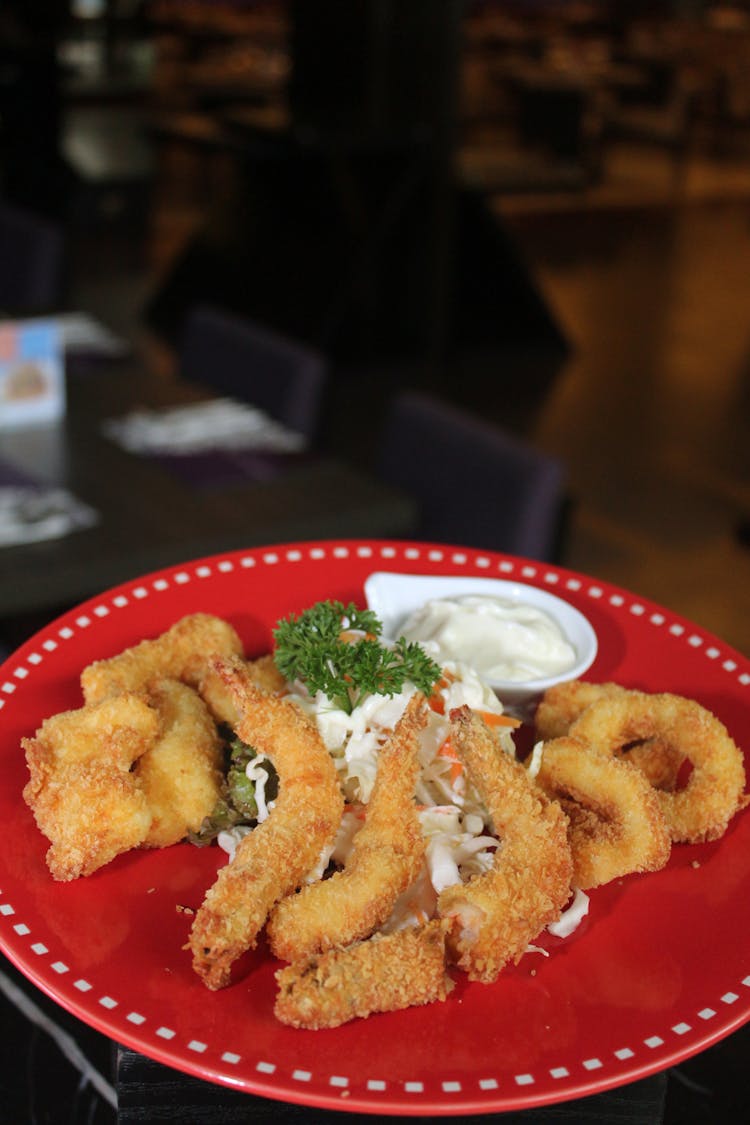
top-left (115, 1045), bottom-right (668, 1124)
top-left (0, 364), bottom-right (416, 622)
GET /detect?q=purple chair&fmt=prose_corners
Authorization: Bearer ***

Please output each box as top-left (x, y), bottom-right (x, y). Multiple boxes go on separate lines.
top-left (0, 202), bottom-right (64, 313)
top-left (377, 390), bottom-right (569, 562)
top-left (178, 304), bottom-right (328, 441)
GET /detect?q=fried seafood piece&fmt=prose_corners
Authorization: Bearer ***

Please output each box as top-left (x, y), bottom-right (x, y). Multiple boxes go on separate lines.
top-left (267, 695), bottom-right (428, 962)
top-left (22, 694), bottom-right (157, 880)
top-left (199, 653), bottom-right (287, 727)
top-left (536, 736), bottom-right (671, 889)
top-left (137, 679), bottom-right (224, 848)
top-left (437, 707), bottom-right (573, 983)
top-left (188, 656), bottom-right (344, 990)
top-left (536, 680), bottom-right (684, 791)
top-left (81, 613), bottom-right (243, 705)
top-left (274, 920), bottom-right (453, 1029)
top-left (569, 692), bottom-right (747, 844)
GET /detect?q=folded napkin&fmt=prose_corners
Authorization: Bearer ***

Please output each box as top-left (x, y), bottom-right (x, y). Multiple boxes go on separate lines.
top-left (103, 398), bottom-right (306, 456)
top-left (0, 486), bottom-right (99, 547)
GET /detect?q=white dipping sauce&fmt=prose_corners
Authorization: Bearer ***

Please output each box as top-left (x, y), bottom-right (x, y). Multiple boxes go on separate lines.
top-left (400, 594), bottom-right (577, 682)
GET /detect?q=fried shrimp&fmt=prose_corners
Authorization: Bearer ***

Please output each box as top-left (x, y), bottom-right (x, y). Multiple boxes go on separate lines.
top-left (569, 692), bottom-right (747, 843)
top-left (137, 680), bottom-right (224, 849)
top-left (81, 613), bottom-right (243, 705)
top-left (22, 694), bottom-right (158, 880)
top-left (437, 707), bottom-right (573, 983)
top-left (188, 656), bottom-right (344, 990)
top-left (274, 920), bottom-right (453, 1029)
top-left (267, 695), bottom-right (428, 962)
top-left (536, 736), bottom-right (671, 889)
top-left (199, 653), bottom-right (287, 727)
top-left (536, 680), bottom-right (684, 791)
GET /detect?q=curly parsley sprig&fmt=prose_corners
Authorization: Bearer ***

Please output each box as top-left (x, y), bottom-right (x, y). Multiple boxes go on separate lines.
top-left (272, 600), bottom-right (441, 713)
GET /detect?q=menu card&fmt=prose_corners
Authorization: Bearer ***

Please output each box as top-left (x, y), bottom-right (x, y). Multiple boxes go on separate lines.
top-left (0, 321), bottom-right (64, 429)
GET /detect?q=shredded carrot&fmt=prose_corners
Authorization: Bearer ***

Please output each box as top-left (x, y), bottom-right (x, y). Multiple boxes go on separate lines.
top-left (339, 629), bottom-right (376, 644)
top-left (428, 676), bottom-right (451, 714)
top-left (479, 710), bottom-right (522, 730)
top-left (438, 738), bottom-right (463, 785)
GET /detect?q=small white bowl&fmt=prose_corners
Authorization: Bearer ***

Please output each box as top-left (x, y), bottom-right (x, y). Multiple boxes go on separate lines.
top-left (364, 571), bottom-right (598, 718)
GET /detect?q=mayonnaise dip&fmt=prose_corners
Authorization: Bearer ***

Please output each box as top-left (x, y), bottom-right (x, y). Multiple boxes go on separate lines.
top-left (400, 594), bottom-right (577, 682)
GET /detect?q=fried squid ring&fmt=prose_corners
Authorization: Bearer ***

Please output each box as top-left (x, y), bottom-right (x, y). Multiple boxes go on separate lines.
top-left (536, 680), bottom-right (684, 791)
top-left (535, 736), bottom-right (671, 889)
top-left (437, 707), bottom-right (573, 983)
top-left (267, 694), bottom-right (427, 962)
top-left (274, 920), bottom-right (453, 1029)
top-left (188, 657), bottom-right (344, 989)
top-left (81, 613), bottom-right (243, 705)
top-left (569, 692), bottom-right (747, 844)
top-left (138, 679), bottom-right (224, 849)
top-left (22, 693), bottom-right (158, 880)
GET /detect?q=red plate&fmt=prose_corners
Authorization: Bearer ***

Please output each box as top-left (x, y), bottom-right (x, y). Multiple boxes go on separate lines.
top-left (1, 539), bottom-right (749, 1116)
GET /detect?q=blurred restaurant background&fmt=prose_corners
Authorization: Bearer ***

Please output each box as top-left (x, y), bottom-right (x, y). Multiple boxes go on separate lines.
top-left (3, 2), bottom-right (750, 1118)
top-left (3, 0), bottom-right (750, 651)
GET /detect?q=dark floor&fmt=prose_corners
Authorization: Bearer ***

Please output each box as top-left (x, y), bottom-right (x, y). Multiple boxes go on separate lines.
top-left (4, 132), bottom-right (750, 1122)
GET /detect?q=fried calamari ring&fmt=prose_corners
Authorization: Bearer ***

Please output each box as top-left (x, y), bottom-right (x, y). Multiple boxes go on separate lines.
top-left (138, 679), bottom-right (224, 849)
top-left (536, 680), bottom-right (684, 791)
top-left (274, 920), bottom-right (453, 1029)
top-left (22, 693), bottom-right (158, 880)
top-left (569, 692), bottom-right (747, 843)
top-left (535, 681), bottom-right (626, 740)
top-left (188, 656), bottom-right (344, 990)
top-left (536, 736), bottom-right (672, 889)
top-left (81, 613), bottom-right (243, 705)
top-left (437, 707), bottom-right (573, 983)
top-left (267, 694), bottom-right (427, 962)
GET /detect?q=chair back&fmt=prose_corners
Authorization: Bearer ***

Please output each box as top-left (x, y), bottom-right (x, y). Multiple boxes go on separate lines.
top-left (0, 203), bottom-right (65, 313)
top-left (377, 390), bottom-right (568, 562)
top-left (179, 304), bottom-right (328, 441)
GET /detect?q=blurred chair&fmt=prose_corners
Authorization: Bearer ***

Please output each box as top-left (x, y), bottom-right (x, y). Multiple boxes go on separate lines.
top-left (0, 202), bottom-right (65, 313)
top-left (376, 390), bottom-right (569, 562)
top-left (178, 303), bottom-right (328, 441)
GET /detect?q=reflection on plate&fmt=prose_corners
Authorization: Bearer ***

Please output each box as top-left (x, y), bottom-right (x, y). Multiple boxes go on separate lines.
top-left (0, 540), bottom-right (749, 1117)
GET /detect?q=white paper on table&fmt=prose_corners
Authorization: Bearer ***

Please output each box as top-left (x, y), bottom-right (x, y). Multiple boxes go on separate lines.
top-left (0, 487), bottom-right (99, 547)
top-left (102, 398), bottom-right (306, 455)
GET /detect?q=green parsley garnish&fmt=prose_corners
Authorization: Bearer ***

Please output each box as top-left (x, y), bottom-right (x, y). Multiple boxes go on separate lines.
top-left (272, 599), bottom-right (441, 713)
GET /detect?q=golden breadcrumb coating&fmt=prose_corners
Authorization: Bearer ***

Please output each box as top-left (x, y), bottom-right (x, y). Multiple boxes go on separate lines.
top-left (81, 613), bottom-right (243, 704)
top-left (267, 694), bottom-right (427, 961)
top-left (138, 679), bottom-right (224, 848)
top-left (536, 735), bottom-right (671, 888)
top-left (199, 653), bottom-right (287, 727)
top-left (569, 691), bottom-right (747, 843)
top-left (22, 693), bottom-right (157, 880)
top-left (274, 920), bottom-right (453, 1029)
top-left (535, 680), bottom-right (684, 791)
top-left (188, 656), bottom-right (344, 989)
top-left (438, 707), bottom-right (573, 983)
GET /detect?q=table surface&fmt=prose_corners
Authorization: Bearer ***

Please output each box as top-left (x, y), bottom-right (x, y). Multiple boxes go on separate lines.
top-left (0, 365), bottom-right (416, 620)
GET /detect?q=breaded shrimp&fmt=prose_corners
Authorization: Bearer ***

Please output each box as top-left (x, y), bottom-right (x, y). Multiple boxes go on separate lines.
top-left (81, 613), bottom-right (243, 704)
top-left (188, 656), bottom-right (344, 990)
top-left (267, 694), bottom-right (428, 962)
top-left (199, 653), bottom-right (287, 727)
top-left (138, 679), bottom-right (224, 849)
top-left (274, 920), bottom-right (453, 1029)
top-left (535, 736), bottom-right (671, 888)
top-left (22, 694), bottom-right (158, 880)
top-left (438, 707), bottom-right (573, 983)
